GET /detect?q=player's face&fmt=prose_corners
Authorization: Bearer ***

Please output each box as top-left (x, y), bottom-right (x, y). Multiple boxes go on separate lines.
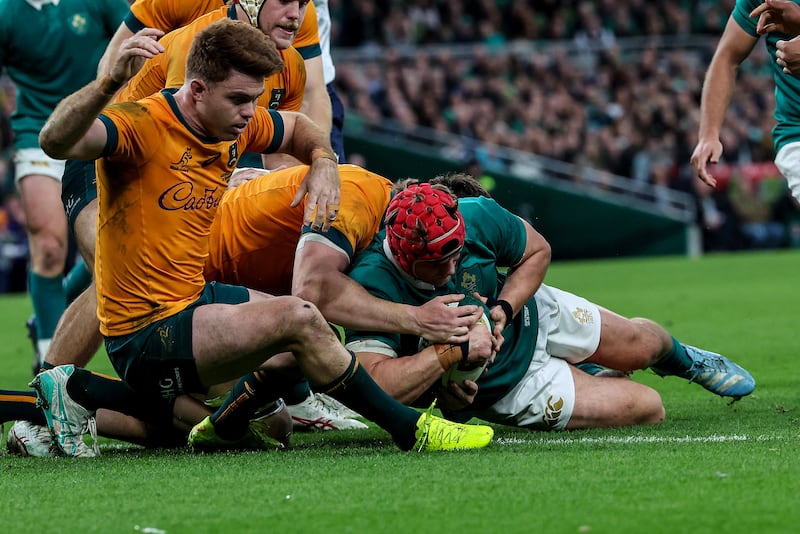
top-left (199, 71), bottom-right (265, 140)
top-left (412, 251), bottom-right (461, 286)
top-left (257, 0), bottom-right (309, 49)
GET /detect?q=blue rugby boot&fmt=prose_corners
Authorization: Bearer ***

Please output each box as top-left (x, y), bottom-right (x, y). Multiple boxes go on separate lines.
top-left (29, 365), bottom-right (99, 457)
top-left (654, 345), bottom-right (755, 398)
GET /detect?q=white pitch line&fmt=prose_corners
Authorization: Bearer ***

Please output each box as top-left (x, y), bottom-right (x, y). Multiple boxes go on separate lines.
top-left (495, 434), bottom-right (779, 446)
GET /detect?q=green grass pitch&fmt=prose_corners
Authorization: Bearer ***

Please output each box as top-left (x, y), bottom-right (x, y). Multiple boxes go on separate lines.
top-left (0, 250), bottom-right (798, 533)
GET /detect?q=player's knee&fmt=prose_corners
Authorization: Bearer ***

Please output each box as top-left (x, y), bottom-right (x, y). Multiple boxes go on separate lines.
top-left (637, 387), bottom-right (665, 425)
top-left (282, 296), bottom-right (328, 333)
top-left (30, 234), bottom-right (67, 272)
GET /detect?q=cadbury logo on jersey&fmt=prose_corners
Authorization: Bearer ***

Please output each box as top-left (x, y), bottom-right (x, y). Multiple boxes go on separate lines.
top-left (158, 182), bottom-right (221, 211)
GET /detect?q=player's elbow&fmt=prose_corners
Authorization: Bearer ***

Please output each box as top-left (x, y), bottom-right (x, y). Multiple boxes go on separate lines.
top-left (38, 126), bottom-right (66, 159)
top-left (39, 126), bottom-right (80, 161)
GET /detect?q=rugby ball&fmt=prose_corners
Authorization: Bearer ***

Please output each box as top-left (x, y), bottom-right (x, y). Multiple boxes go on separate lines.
top-left (440, 294), bottom-right (494, 386)
top-left (251, 399), bottom-right (293, 449)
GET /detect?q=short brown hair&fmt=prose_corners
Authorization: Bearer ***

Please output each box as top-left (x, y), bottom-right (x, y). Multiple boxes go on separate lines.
top-left (430, 173), bottom-right (491, 198)
top-left (186, 18), bottom-right (284, 84)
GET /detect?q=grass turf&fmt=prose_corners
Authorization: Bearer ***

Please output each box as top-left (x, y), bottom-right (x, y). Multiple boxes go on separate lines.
top-left (0, 250), bottom-right (798, 533)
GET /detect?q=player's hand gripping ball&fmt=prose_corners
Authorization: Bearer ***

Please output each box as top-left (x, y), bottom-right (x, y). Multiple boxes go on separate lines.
top-left (440, 294), bottom-right (494, 386)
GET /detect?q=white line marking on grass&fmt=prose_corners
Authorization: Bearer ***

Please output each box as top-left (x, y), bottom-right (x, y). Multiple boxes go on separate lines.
top-left (495, 434), bottom-right (778, 446)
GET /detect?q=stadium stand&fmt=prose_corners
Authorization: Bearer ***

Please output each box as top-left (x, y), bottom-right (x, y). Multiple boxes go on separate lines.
top-left (330, 0), bottom-right (793, 253)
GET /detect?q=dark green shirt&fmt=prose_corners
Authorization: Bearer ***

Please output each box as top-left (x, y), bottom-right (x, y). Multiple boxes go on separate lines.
top-left (346, 196), bottom-right (539, 411)
top-left (0, 0), bottom-right (128, 149)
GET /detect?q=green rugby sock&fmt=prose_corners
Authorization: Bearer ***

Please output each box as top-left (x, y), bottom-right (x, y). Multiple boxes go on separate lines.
top-left (65, 368), bottom-right (154, 422)
top-left (211, 370), bottom-right (277, 440)
top-left (651, 336), bottom-right (693, 377)
top-left (284, 378), bottom-right (312, 405)
top-left (316, 352), bottom-right (420, 450)
top-left (0, 389), bottom-right (46, 426)
top-left (29, 272), bottom-right (66, 340)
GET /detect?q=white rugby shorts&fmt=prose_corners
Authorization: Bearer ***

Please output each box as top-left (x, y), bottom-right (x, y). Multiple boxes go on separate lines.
top-left (476, 284), bottom-right (602, 431)
top-left (13, 147), bottom-right (65, 184)
top-left (775, 142), bottom-right (800, 202)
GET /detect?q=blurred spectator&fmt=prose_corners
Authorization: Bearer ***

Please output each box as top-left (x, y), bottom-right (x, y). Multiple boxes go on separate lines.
top-left (331, 1), bottom-right (775, 201)
top-left (679, 175), bottom-right (745, 252)
top-left (772, 186), bottom-right (800, 248)
top-left (0, 192), bottom-right (28, 293)
top-left (326, 1), bottom-right (791, 255)
top-left (728, 173), bottom-right (787, 250)
top-left (333, 1), bottom-right (738, 48)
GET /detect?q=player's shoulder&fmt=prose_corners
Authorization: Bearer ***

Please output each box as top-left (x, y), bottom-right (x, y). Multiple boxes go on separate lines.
top-left (281, 46), bottom-right (306, 68)
top-left (459, 195), bottom-right (503, 217)
top-left (294, 0), bottom-right (320, 49)
top-left (129, 0), bottom-right (223, 32)
top-left (103, 95), bottom-right (164, 124)
top-left (730, 0), bottom-right (765, 33)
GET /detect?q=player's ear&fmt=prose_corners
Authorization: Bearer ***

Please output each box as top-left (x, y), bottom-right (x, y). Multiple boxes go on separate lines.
top-left (188, 78), bottom-right (209, 101)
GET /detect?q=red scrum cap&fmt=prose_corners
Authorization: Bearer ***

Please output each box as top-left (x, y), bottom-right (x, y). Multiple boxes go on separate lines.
top-left (385, 183), bottom-right (465, 277)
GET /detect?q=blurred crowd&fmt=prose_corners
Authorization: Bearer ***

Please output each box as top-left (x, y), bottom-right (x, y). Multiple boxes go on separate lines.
top-left (1, 0), bottom-right (798, 293)
top-left (0, 76), bottom-right (26, 293)
top-left (330, 0), bottom-right (800, 252)
top-left (331, 0), bottom-right (734, 47)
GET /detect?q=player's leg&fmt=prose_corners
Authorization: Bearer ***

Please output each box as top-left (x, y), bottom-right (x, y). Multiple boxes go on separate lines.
top-left (257, 350), bottom-right (367, 431)
top-left (587, 309), bottom-right (755, 397)
top-left (567, 366), bottom-right (665, 429)
top-left (45, 284), bottom-right (102, 368)
top-left (14, 150), bottom-right (69, 372)
top-left (62, 256), bottom-right (92, 304)
top-left (29, 364), bottom-right (179, 456)
top-left (541, 284), bottom-right (755, 398)
top-left (45, 162), bottom-right (103, 368)
top-left (477, 356), bottom-right (664, 431)
top-left (189, 286), bottom-right (493, 451)
top-left (585, 309), bottom-right (672, 371)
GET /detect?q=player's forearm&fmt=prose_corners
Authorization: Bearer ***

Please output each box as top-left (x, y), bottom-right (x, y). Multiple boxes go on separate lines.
top-left (497, 252), bottom-right (549, 319)
top-left (286, 112), bottom-right (337, 163)
top-left (301, 57), bottom-right (333, 137)
top-left (359, 349), bottom-right (444, 405)
top-left (315, 275), bottom-right (418, 334)
top-left (39, 76), bottom-right (122, 159)
top-left (697, 60), bottom-right (738, 141)
top-left (496, 225), bottom-right (551, 317)
top-left (301, 86), bottom-right (333, 139)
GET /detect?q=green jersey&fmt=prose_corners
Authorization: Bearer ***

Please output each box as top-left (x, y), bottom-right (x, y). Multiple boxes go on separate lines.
top-left (733, 0), bottom-right (800, 152)
top-left (346, 196), bottom-right (539, 411)
top-left (0, 0), bottom-right (128, 149)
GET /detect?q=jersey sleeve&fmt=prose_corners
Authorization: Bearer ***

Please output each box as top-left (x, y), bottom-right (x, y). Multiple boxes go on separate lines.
top-left (240, 108), bottom-right (284, 155)
top-left (343, 255), bottom-right (405, 352)
top-left (293, 0), bottom-right (322, 60)
top-left (98, 101), bottom-right (160, 162)
top-left (731, 0), bottom-right (762, 36)
top-left (462, 197), bottom-right (528, 268)
top-left (125, 0), bottom-right (223, 32)
top-left (279, 48), bottom-right (308, 112)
